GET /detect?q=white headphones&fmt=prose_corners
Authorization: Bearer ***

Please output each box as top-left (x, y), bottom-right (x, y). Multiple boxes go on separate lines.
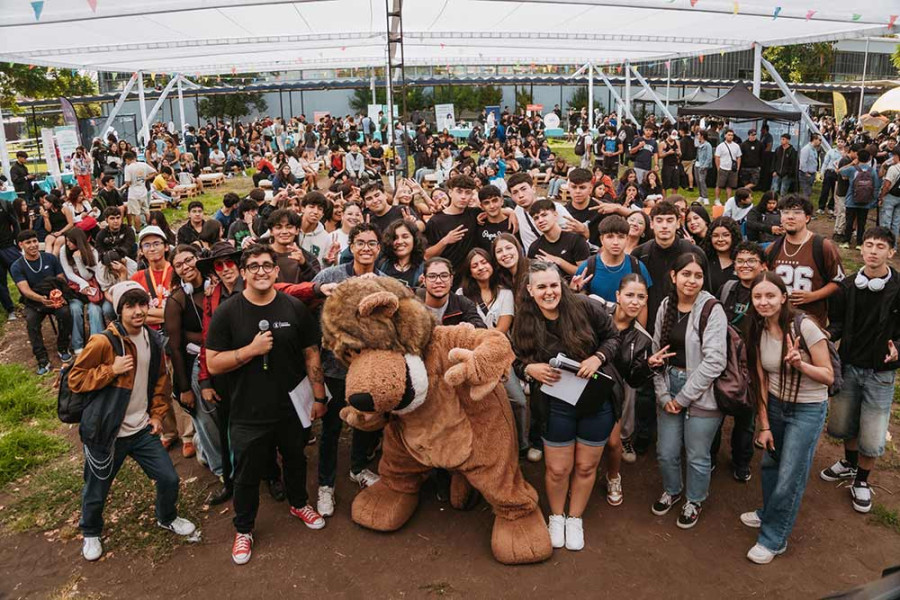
top-left (855, 269), bottom-right (891, 292)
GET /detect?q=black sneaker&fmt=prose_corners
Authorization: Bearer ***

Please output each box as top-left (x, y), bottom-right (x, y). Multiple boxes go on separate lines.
top-left (733, 465), bottom-right (752, 482)
top-left (820, 459), bottom-right (857, 482)
top-left (651, 491), bottom-right (682, 516)
top-left (633, 435), bottom-right (651, 456)
top-left (850, 481), bottom-right (873, 514)
top-left (677, 501), bottom-right (702, 529)
top-left (267, 478), bottom-right (286, 502)
top-left (207, 483), bottom-right (233, 506)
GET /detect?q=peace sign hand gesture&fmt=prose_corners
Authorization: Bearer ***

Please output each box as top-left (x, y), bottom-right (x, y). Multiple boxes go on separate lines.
top-left (569, 272), bottom-right (593, 292)
top-left (784, 335), bottom-right (803, 369)
top-left (648, 345), bottom-right (676, 368)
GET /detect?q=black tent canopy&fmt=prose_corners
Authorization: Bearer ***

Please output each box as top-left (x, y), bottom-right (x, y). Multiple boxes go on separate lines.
top-left (678, 81), bottom-right (801, 121)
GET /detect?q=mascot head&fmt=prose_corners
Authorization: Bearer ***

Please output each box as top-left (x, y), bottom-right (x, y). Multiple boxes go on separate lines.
top-left (321, 277), bottom-right (434, 414)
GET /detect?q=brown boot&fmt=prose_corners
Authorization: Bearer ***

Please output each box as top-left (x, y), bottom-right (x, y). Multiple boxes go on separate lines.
top-left (351, 481), bottom-right (419, 532)
top-left (491, 508), bottom-right (553, 565)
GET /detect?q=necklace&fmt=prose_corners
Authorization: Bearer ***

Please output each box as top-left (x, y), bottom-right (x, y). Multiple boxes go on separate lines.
top-left (782, 231), bottom-right (812, 258)
top-left (24, 253), bottom-right (43, 274)
top-left (676, 309), bottom-right (691, 324)
top-left (601, 256), bottom-right (626, 273)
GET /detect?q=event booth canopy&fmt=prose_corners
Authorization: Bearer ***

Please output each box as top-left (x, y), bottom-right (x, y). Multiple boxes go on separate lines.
top-left (0, 0), bottom-right (897, 75)
top-left (770, 91), bottom-right (829, 106)
top-left (871, 85), bottom-right (900, 113)
top-left (678, 81), bottom-right (802, 121)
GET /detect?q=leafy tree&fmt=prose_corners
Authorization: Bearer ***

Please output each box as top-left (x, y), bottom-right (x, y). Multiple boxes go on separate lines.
top-left (567, 87), bottom-right (604, 112)
top-left (197, 92), bottom-right (267, 123)
top-left (349, 87), bottom-right (386, 113)
top-left (515, 88), bottom-right (533, 112)
top-left (892, 43), bottom-right (900, 74)
top-left (763, 43), bottom-right (835, 83)
top-left (0, 64), bottom-right (97, 112)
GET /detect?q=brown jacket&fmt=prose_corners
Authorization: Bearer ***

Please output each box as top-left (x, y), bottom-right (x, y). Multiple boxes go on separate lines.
top-left (68, 322), bottom-right (171, 423)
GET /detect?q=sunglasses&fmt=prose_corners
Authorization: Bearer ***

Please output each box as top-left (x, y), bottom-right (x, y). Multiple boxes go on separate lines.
top-left (213, 258), bottom-right (237, 272)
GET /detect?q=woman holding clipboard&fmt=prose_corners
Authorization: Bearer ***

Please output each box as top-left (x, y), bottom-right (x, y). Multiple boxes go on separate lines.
top-left (511, 261), bottom-right (620, 553)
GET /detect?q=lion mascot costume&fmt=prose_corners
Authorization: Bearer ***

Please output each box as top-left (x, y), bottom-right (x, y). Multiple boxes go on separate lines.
top-left (321, 277), bottom-right (552, 565)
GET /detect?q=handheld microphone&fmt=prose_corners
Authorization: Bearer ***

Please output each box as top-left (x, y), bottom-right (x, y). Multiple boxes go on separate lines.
top-left (258, 319), bottom-right (270, 370)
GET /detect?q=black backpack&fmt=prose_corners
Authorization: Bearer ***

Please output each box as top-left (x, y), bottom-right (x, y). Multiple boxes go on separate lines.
top-left (57, 330), bottom-right (123, 423)
top-left (583, 254), bottom-right (641, 284)
top-left (790, 313), bottom-right (843, 397)
top-left (574, 134), bottom-right (586, 157)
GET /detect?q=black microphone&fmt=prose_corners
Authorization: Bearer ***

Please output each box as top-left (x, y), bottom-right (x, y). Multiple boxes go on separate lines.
top-left (258, 319), bottom-right (270, 370)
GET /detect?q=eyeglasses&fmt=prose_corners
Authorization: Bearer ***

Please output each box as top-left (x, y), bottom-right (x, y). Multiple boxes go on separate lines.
top-left (244, 262), bottom-right (276, 274)
top-left (213, 258), bottom-right (237, 272)
top-left (352, 240), bottom-right (380, 249)
top-left (172, 255), bottom-right (197, 270)
top-left (735, 258), bottom-right (760, 267)
top-left (141, 241), bottom-right (165, 250)
top-left (779, 209), bottom-right (805, 217)
top-left (425, 272), bottom-right (452, 282)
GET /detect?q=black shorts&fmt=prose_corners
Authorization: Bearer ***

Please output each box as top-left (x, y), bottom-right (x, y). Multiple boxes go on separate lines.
top-left (661, 165), bottom-right (681, 190)
top-left (543, 398), bottom-right (616, 447)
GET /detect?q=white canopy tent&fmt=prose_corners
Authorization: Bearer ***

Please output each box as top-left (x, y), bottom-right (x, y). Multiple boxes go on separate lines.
top-left (0, 0), bottom-right (896, 75)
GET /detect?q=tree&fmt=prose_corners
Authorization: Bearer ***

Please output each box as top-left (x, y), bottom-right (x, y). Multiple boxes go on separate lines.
top-left (763, 43), bottom-right (835, 83)
top-left (515, 88), bottom-right (533, 112)
top-left (0, 64), bottom-right (97, 112)
top-left (349, 87), bottom-right (386, 113)
top-left (197, 92), bottom-right (267, 123)
top-left (892, 43), bottom-right (900, 74)
top-left (567, 87), bottom-right (604, 112)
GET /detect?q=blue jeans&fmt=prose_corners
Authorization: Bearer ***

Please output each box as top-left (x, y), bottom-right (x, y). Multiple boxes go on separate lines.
top-left (80, 425), bottom-right (180, 536)
top-left (189, 356), bottom-right (223, 476)
top-left (798, 172), bottom-right (815, 199)
top-left (879, 194), bottom-right (900, 247)
top-left (756, 395), bottom-right (826, 553)
top-left (505, 372), bottom-right (529, 451)
top-left (827, 365), bottom-right (894, 458)
top-left (656, 368), bottom-right (723, 503)
top-left (548, 178), bottom-right (564, 198)
top-left (772, 174), bottom-right (794, 197)
top-left (69, 299), bottom-right (113, 351)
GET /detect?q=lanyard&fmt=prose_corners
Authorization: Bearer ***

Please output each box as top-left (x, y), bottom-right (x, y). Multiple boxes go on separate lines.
top-left (148, 265), bottom-right (171, 304)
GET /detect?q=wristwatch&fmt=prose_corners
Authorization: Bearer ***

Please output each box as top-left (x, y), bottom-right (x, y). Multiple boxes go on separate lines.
top-left (314, 397), bottom-right (328, 405)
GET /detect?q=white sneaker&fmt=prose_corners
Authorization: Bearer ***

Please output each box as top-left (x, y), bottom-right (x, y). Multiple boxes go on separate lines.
top-left (740, 511), bottom-right (762, 528)
top-left (317, 486), bottom-right (335, 517)
top-left (349, 468), bottom-right (380, 489)
top-left (548, 514), bottom-right (566, 549)
top-left (606, 474), bottom-right (623, 506)
top-left (564, 516), bottom-right (584, 551)
top-left (6, 312), bottom-right (17, 322)
top-left (82, 536), bottom-right (102, 561)
top-left (700, 197), bottom-right (710, 206)
top-left (850, 481), bottom-right (873, 514)
top-left (621, 439), bottom-right (637, 464)
top-left (526, 447), bottom-right (543, 463)
top-left (158, 516), bottom-right (196, 536)
top-left (746, 542), bottom-right (786, 564)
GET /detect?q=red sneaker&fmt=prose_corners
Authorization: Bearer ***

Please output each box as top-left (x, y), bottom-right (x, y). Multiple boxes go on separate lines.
top-left (290, 505), bottom-right (325, 530)
top-left (232, 532), bottom-right (253, 565)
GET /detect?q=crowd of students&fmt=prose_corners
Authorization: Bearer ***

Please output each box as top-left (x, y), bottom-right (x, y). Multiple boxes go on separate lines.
top-left (0, 109), bottom-right (898, 571)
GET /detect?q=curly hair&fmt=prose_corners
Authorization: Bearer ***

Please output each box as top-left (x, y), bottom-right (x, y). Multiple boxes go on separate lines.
top-left (379, 220), bottom-right (425, 267)
top-left (702, 216), bottom-right (742, 260)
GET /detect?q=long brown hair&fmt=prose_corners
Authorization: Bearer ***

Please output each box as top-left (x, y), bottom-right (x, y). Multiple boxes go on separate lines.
top-left (745, 272), bottom-right (801, 404)
top-left (458, 248), bottom-right (499, 305)
top-left (511, 261), bottom-right (596, 363)
top-left (491, 233), bottom-right (528, 298)
top-left (64, 228), bottom-right (96, 268)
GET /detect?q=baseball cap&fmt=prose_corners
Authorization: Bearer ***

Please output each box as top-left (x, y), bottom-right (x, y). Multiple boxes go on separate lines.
top-left (137, 225), bottom-right (167, 244)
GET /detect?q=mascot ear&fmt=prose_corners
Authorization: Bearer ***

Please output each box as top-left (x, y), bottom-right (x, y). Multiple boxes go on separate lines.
top-left (358, 291), bottom-right (400, 318)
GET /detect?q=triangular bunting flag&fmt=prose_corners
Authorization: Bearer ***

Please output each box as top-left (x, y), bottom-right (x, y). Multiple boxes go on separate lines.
top-left (690, 0), bottom-right (698, 6)
top-left (851, 13), bottom-right (861, 21)
top-left (732, 2), bottom-right (739, 15)
top-left (805, 10), bottom-right (816, 20)
top-left (87, 0), bottom-right (98, 12)
top-left (31, 1), bottom-right (43, 21)
top-left (772, 6), bottom-right (781, 19)
top-left (889, 15), bottom-right (897, 27)
top-left (698, 55), bottom-right (705, 63)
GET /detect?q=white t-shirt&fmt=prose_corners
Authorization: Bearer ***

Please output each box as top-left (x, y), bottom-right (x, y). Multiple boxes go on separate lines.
top-left (457, 287), bottom-right (514, 329)
top-left (124, 161), bottom-right (154, 200)
top-left (884, 162), bottom-right (900, 192)
top-left (715, 141), bottom-right (742, 171)
top-left (119, 329), bottom-right (151, 437)
top-left (210, 150), bottom-right (225, 165)
top-left (723, 197), bottom-right (753, 223)
top-left (760, 317), bottom-right (828, 404)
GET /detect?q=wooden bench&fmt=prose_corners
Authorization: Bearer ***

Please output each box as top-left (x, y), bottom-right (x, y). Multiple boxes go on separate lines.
top-left (198, 173), bottom-right (226, 188)
top-left (172, 184), bottom-right (198, 199)
top-left (258, 179), bottom-right (273, 190)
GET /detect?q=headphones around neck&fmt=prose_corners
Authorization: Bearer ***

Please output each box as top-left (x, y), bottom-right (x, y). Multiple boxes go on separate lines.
top-left (855, 268), bottom-right (891, 292)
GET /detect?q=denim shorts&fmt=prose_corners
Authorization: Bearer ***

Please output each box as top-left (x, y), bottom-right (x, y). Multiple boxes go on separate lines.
top-left (827, 365), bottom-right (895, 457)
top-left (543, 398), bottom-right (615, 448)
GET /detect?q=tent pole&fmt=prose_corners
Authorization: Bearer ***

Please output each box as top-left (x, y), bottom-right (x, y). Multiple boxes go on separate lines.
top-left (137, 72), bottom-right (149, 146)
top-left (752, 43), bottom-right (762, 97)
top-left (858, 37), bottom-right (869, 119)
top-left (371, 69), bottom-right (377, 104)
top-left (177, 75), bottom-right (187, 136)
top-left (665, 62), bottom-right (671, 114)
top-left (100, 72), bottom-right (138, 141)
top-left (142, 76), bottom-right (181, 137)
top-left (588, 63), bottom-right (594, 133)
top-left (624, 60), bottom-right (631, 124)
top-left (596, 66), bottom-right (637, 125)
top-left (761, 58), bottom-right (831, 154)
top-left (630, 65), bottom-right (676, 124)
top-left (0, 105), bottom-right (10, 182)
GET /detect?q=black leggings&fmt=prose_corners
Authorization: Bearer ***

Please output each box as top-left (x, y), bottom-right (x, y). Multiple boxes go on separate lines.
top-left (843, 207), bottom-right (869, 246)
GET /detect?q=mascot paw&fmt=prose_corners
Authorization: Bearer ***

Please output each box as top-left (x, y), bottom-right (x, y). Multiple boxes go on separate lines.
top-left (339, 406), bottom-right (389, 432)
top-left (491, 509), bottom-right (553, 565)
top-left (351, 481), bottom-right (419, 532)
top-left (449, 472), bottom-right (480, 511)
top-left (444, 348), bottom-right (505, 400)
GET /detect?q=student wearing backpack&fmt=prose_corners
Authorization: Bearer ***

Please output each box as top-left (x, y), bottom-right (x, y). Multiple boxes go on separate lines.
top-left (821, 227), bottom-right (900, 514)
top-left (573, 216), bottom-right (652, 303)
top-left (766, 195), bottom-right (844, 327)
top-left (838, 148), bottom-right (880, 248)
top-left (741, 272), bottom-right (834, 565)
top-left (68, 281), bottom-right (196, 562)
top-left (650, 253), bottom-right (727, 529)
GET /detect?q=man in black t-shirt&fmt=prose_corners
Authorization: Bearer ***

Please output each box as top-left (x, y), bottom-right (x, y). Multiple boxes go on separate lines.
top-left (526, 199), bottom-right (590, 277)
top-left (424, 175), bottom-right (481, 272)
top-left (361, 180), bottom-right (423, 236)
top-left (94, 207), bottom-right (137, 260)
top-left (206, 244), bottom-right (328, 566)
top-left (476, 184), bottom-right (511, 250)
top-left (739, 129), bottom-right (764, 190)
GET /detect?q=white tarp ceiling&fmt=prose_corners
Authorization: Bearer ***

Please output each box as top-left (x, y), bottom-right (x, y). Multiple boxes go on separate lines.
top-left (0, 0), bottom-right (896, 76)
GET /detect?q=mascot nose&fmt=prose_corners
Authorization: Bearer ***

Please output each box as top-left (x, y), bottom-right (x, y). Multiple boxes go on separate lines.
top-left (348, 392), bottom-right (376, 412)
